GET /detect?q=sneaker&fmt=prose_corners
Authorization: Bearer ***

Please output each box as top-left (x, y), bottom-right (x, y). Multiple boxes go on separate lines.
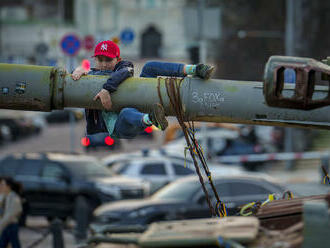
top-left (196, 64), bottom-right (215, 80)
top-left (149, 103), bottom-right (168, 131)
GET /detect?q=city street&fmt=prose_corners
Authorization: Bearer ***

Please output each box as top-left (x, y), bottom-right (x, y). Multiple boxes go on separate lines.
top-left (0, 118), bottom-right (165, 159)
top-left (19, 217), bottom-right (76, 248)
top-left (1, 119), bottom-right (164, 248)
top-left (20, 217), bottom-right (135, 248)
top-left (1, 118), bottom-right (326, 248)
top-left (0, 119), bottom-right (323, 185)
top-left (1, 0), bottom-right (330, 247)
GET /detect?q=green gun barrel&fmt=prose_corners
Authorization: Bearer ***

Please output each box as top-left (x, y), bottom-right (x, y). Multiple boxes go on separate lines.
top-left (2, 63), bottom-right (330, 129)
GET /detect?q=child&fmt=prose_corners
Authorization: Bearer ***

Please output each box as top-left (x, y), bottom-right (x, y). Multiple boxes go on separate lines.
top-left (72, 40), bottom-right (214, 139)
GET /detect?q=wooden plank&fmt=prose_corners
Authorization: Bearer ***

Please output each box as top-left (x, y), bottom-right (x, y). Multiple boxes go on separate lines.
top-left (256, 193), bottom-right (330, 230)
top-left (260, 215), bottom-right (302, 230)
top-left (256, 194), bottom-right (329, 218)
top-left (139, 217), bottom-right (259, 248)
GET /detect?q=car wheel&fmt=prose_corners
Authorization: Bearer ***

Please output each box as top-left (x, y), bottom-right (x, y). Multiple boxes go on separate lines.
top-left (74, 195), bottom-right (92, 219)
top-left (47, 216), bottom-right (68, 224)
top-left (19, 198), bottom-right (29, 227)
top-left (19, 213), bottom-right (27, 227)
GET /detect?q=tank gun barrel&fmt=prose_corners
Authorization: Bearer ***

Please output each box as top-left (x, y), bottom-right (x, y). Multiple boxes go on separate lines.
top-left (1, 63), bottom-right (330, 129)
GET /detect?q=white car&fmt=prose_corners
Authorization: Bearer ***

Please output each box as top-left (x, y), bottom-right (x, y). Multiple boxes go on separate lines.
top-left (163, 128), bottom-right (240, 158)
top-left (109, 156), bottom-right (196, 193)
top-left (107, 152), bottom-right (245, 194)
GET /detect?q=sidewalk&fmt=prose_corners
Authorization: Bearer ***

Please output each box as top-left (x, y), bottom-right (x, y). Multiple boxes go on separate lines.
top-left (20, 217), bottom-right (76, 248)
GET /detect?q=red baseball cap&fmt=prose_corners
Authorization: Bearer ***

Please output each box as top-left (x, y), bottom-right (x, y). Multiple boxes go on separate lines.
top-left (93, 40), bottom-right (120, 58)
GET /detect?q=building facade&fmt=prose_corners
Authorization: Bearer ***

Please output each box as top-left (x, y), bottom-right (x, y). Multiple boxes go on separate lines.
top-left (0, 0), bottom-right (192, 68)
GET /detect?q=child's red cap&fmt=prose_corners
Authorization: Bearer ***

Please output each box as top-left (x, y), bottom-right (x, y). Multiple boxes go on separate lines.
top-left (93, 40), bottom-right (120, 58)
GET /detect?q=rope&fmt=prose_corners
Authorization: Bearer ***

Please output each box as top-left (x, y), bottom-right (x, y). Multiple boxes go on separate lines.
top-left (239, 201), bottom-right (261, 216)
top-left (158, 77), bottom-right (226, 217)
top-left (240, 191), bottom-right (295, 216)
top-left (282, 190), bottom-right (294, 200)
top-left (321, 165), bottom-right (330, 184)
top-left (240, 194), bottom-right (276, 216)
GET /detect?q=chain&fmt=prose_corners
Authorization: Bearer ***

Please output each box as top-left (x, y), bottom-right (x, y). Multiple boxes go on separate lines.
top-left (158, 77), bottom-right (226, 217)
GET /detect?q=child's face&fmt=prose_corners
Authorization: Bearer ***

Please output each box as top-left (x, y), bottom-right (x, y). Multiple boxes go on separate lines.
top-left (95, 55), bottom-right (118, 71)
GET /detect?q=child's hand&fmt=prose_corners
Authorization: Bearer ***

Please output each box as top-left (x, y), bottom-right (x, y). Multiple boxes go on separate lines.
top-left (71, 66), bottom-right (88, 80)
top-left (94, 89), bottom-right (112, 110)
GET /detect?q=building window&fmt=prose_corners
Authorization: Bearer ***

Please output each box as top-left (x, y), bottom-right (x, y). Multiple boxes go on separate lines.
top-left (141, 25), bottom-right (162, 58)
top-left (64, 0), bottom-right (74, 23)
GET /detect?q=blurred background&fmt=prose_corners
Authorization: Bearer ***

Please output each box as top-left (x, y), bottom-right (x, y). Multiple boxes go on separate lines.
top-left (1, 0), bottom-right (330, 165)
top-left (0, 0), bottom-right (330, 247)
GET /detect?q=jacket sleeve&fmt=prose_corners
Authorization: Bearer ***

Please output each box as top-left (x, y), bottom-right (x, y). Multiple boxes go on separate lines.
top-left (103, 61), bottom-right (134, 93)
top-left (0, 194), bottom-right (22, 233)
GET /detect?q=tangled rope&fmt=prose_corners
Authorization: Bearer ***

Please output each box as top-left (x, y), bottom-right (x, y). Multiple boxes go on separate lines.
top-left (321, 165), bottom-right (330, 184)
top-left (240, 191), bottom-right (295, 216)
top-left (157, 77), bottom-right (226, 217)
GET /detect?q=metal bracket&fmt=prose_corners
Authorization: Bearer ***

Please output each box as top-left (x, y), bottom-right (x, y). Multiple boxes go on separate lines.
top-left (51, 67), bottom-right (66, 110)
top-left (264, 56), bottom-right (330, 110)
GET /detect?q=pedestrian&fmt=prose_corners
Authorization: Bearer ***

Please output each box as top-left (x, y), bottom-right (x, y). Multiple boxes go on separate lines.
top-left (72, 40), bottom-right (214, 139)
top-left (0, 177), bottom-right (23, 248)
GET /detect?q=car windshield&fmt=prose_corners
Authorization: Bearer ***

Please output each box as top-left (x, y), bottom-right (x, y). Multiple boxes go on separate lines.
top-left (152, 179), bottom-right (199, 201)
top-left (110, 161), bottom-right (130, 174)
top-left (64, 160), bottom-right (112, 177)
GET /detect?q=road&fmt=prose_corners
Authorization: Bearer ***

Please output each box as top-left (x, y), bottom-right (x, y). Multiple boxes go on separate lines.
top-left (0, 119), bottom-right (165, 159)
top-left (0, 117), bottom-right (324, 186)
top-left (1, 119), bottom-right (326, 248)
top-left (19, 217), bottom-right (76, 248)
top-left (0, 119), bottom-right (165, 248)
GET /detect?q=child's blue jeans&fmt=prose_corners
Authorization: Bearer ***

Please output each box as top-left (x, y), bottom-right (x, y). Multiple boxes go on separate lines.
top-left (140, 61), bottom-right (185, 78)
top-left (112, 108), bottom-right (148, 139)
top-left (112, 61), bottom-right (185, 139)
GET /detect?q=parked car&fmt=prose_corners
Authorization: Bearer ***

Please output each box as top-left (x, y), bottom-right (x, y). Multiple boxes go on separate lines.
top-left (0, 117), bottom-right (35, 141)
top-left (0, 110), bottom-right (45, 142)
top-left (92, 174), bottom-right (286, 227)
top-left (104, 150), bottom-right (245, 193)
top-left (81, 127), bottom-right (155, 152)
top-left (110, 156), bottom-right (196, 193)
top-left (81, 132), bottom-right (122, 152)
top-left (163, 122), bottom-right (240, 144)
top-left (44, 108), bottom-right (84, 124)
top-left (0, 152), bottom-right (150, 222)
top-left (0, 124), bottom-right (11, 145)
top-left (285, 182), bottom-right (330, 197)
top-left (163, 128), bottom-right (240, 157)
top-left (163, 127), bottom-right (266, 170)
top-left (102, 149), bottom-right (180, 169)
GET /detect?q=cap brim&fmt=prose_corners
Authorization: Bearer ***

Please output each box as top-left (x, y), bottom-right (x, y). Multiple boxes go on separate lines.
top-left (93, 52), bottom-right (117, 58)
